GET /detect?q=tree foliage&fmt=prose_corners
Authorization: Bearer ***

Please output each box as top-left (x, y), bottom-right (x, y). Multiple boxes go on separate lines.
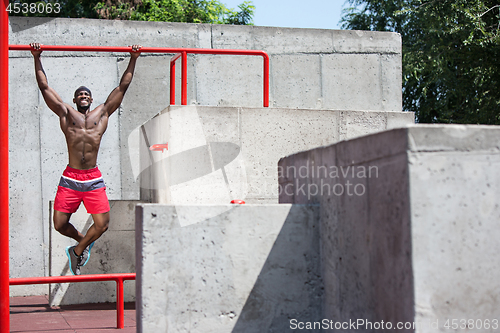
top-left (341, 0), bottom-right (500, 124)
top-left (8, 0), bottom-right (255, 25)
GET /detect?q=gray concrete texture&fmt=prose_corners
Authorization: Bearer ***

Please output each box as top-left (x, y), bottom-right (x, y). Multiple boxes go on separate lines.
top-left (136, 204), bottom-right (322, 333)
top-left (278, 125), bottom-right (500, 332)
top-left (7, 16), bottom-right (407, 296)
top-left (48, 200), bottom-right (140, 306)
top-left (138, 106), bottom-right (413, 210)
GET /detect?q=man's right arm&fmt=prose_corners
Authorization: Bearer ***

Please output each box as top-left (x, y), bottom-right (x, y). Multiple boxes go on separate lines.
top-left (31, 43), bottom-right (67, 118)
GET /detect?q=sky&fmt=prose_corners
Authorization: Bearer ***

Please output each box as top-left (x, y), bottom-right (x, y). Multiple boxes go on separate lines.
top-left (221, 0), bottom-right (349, 30)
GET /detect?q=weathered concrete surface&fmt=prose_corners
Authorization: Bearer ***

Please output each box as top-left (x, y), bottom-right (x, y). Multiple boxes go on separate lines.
top-left (48, 200), bottom-right (141, 305)
top-left (138, 106), bottom-right (414, 208)
top-left (136, 204), bottom-right (321, 333)
top-left (278, 125), bottom-right (500, 331)
top-left (8, 16), bottom-right (406, 295)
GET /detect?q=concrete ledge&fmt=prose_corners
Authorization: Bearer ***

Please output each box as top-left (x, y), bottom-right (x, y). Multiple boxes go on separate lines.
top-left (136, 204), bottom-right (321, 333)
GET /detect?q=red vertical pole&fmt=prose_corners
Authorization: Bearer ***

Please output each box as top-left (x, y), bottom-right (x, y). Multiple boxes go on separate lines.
top-left (263, 54), bottom-right (269, 107)
top-left (0, 1), bottom-right (10, 332)
top-left (170, 60), bottom-right (176, 105)
top-left (116, 278), bottom-right (124, 329)
top-left (181, 51), bottom-right (187, 105)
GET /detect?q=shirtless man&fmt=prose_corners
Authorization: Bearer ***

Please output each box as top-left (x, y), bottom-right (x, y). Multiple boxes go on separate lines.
top-left (30, 43), bottom-right (141, 275)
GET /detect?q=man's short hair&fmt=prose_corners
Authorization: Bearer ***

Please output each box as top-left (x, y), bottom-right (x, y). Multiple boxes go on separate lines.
top-left (74, 86), bottom-right (92, 97)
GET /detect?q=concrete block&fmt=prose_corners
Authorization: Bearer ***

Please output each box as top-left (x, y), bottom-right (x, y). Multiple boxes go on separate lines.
top-left (194, 55), bottom-right (263, 107)
top-left (49, 200), bottom-right (141, 306)
top-left (8, 150), bottom-right (46, 297)
top-left (332, 30), bottom-right (401, 54)
top-left (278, 125), bottom-right (500, 331)
top-left (212, 25), bottom-right (335, 54)
top-left (8, 58), bottom-right (40, 149)
top-left (322, 54), bottom-right (385, 111)
top-left (136, 204), bottom-right (321, 333)
top-left (270, 54), bottom-right (322, 109)
top-left (387, 110), bottom-right (415, 129)
top-left (407, 124), bottom-right (500, 152)
top-left (338, 110), bottom-right (388, 141)
top-left (240, 107), bottom-right (339, 202)
top-left (380, 54), bottom-right (403, 111)
top-left (138, 106), bottom-right (414, 205)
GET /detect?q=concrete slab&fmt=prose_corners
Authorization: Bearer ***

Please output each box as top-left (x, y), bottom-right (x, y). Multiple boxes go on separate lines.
top-left (138, 106), bottom-right (414, 205)
top-left (136, 204), bottom-right (321, 333)
top-left (270, 54), bottom-right (322, 109)
top-left (194, 55), bottom-right (263, 107)
top-left (278, 125), bottom-right (500, 331)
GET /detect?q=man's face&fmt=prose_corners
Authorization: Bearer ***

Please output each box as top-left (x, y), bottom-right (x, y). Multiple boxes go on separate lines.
top-left (73, 89), bottom-right (93, 112)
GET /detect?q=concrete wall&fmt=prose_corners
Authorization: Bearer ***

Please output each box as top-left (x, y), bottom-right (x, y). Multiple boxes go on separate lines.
top-left (278, 125), bottom-right (500, 331)
top-left (138, 106), bottom-right (413, 206)
top-left (136, 204), bottom-right (322, 333)
top-left (8, 16), bottom-right (407, 295)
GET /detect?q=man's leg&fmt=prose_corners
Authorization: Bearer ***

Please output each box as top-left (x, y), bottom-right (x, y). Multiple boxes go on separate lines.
top-left (53, 210), bottom-right (84, 243)
top-left (73, 212), bottom-right (110, 256)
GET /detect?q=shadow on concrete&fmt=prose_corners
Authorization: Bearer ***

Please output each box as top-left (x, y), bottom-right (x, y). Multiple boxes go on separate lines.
top-left (232, 205), bottom-right (323, 333)
top-left (138, 141), bottom-right (241, 188)
top-left (9, 17), bottom-right (56, 33)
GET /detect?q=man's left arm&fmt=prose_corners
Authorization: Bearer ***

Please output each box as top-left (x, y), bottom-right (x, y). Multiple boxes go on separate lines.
top-left (103, 45), bottom-right (142, 116)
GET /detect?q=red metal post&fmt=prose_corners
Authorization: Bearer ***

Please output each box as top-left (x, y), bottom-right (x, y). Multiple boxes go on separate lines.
top-left (116, 277), bottom-right (124, 329)
top-left (170, 53), bottom-right (182, 105)
top-left (170, 61), bottom-right (176, 105)
top-left (263, 53), bottom-right (269, 107)
top-left (0, 1), bottom-right (10, 332)
top-left (181, 51), bottom-right (187, 105)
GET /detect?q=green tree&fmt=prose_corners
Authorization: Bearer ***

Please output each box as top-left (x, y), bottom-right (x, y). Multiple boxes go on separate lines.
top-left (341, 0), bottom-right (500, 124)
top-left (129, 0), bottom-right (254, 24)
top-left (8, 0), bottom-right (254, 25)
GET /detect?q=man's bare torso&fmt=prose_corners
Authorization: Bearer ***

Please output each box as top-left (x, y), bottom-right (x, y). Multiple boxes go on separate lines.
top-left (30, 42), bottom-right (141, 171)
top-left (61, 104), bottom-right (108, 170)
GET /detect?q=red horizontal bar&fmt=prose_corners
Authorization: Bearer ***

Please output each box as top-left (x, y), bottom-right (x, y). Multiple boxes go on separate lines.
top-left (10, 273), bottom-right (135, 329)
top-left (9, 273), bottom-right (135, 285)
top-left (8, 44), bottom-right (269, 57)
top-left (10, 44), bottom-right (270, 107)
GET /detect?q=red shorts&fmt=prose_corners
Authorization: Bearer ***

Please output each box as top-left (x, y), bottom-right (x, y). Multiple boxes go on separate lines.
top-left (54, 166), bottom-right (110, 214)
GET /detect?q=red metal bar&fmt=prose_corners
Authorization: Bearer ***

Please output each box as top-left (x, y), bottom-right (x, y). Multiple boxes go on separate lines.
top-left (170, 53), bottom-right (182, 105)
top-left (181, 51), bottom-right (187, 105)
top-left (116, 278), bottom-right (124, 329)
top-left (10, 273), bottom-right (135, 329)
top-left (9, 44), bottom-right (270, 107)
top-left (263, 55), bottom-right (270, 107)
top-left (0, 1), bottom-right (10, 332)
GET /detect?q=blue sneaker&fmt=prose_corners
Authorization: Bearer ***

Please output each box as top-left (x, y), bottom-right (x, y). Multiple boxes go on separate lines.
top-left (65, 245), bottom-right (82, 275)
top-left (81, 241), bottom-right (95, 266)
